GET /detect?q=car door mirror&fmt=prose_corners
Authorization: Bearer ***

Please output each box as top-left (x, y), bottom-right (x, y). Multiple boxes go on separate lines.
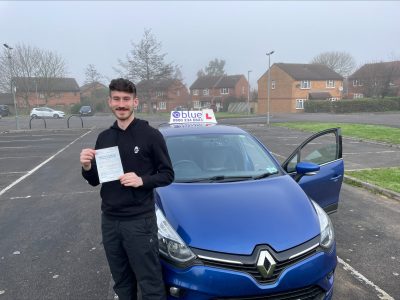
top-left (293, 162), bottom-right (320, 182)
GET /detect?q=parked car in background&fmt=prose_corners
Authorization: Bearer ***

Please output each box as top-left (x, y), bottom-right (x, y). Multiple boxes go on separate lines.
top-left (30, 107), bottom-right (65, 119)
top-left (79, 105), bottom-right (94, 116)
top-left (154, 110), bottom-right (343, 299)
top-left (0, 105), bottom-right (10, 117)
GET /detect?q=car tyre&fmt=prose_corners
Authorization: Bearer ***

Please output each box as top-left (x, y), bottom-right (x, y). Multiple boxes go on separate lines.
top-left (53, 114), bottom-right (59, 119)
top-left (31, 114), bottom-right (37, 119)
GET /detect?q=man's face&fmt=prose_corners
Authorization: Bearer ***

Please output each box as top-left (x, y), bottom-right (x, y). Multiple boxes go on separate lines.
top-left (108, 91), bottom-right (138, 121)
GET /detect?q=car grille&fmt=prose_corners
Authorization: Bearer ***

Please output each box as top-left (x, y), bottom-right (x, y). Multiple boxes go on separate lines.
top-left (213, 285), bottom-right (325, 300)
top-left (200, 247), bottom-right (318, 284)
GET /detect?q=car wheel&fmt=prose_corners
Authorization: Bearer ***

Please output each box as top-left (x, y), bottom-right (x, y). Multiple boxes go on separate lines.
top-left (31, 114), bottom-right (37, 119)
top-left (53, 114), bottom-right (60, 119)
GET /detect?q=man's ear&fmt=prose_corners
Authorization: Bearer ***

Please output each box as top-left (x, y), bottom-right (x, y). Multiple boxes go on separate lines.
top-left (134, 97), bottom-right (139, 108)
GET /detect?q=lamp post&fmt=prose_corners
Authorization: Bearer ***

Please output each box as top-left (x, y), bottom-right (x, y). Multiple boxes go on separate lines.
top-left (3, 43), bottom-right (19, 130)
top-left (247, 70), bottom-right (252, 115)
top-left (266, 50), bottom-right (274, 126)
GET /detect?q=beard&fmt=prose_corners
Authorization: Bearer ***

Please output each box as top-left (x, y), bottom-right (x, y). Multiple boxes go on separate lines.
top-left (112, 107), bottom-right (134, 121)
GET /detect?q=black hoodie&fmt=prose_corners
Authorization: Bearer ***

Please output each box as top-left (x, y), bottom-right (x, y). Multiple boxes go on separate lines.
top-left (82, 118), bottom-right (174, 219)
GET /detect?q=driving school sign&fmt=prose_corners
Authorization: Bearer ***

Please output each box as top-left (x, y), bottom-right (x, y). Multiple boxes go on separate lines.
top-left (169, 109), bottom-right (217, 124)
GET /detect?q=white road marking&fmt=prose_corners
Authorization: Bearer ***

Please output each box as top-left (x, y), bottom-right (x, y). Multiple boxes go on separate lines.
top-left (0, 138), bottom-right (53, 142)
top-left (10, 195), bottom-right (31, 199)
top-left (344, 151), bottom-right (398, 155)
top-left (0, 171), bottom-right (26, 174)
top-left (0, 156), bottom-right (45, 160)
top-left (0, 130), bottom-right (93, 198)
top-left (337, 257), bottom-right (394, 300)
top-left (271, 152), bottom-right (286, 159)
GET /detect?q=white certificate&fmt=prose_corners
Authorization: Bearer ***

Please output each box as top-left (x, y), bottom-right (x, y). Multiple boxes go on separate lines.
top-left (95, 146), bottom-right (124, 183)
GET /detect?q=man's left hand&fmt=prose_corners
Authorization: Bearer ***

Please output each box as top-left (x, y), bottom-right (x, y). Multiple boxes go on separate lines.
top-left (119, 172), bottom-right (143, 188)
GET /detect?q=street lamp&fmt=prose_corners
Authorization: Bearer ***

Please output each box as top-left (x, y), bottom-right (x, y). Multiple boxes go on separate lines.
top-left (266, 50), bottom-right (274, 126)
top-left (247, 70), bottom-right (252, 115)
top-left (3, 43), bottom-right (20, 130)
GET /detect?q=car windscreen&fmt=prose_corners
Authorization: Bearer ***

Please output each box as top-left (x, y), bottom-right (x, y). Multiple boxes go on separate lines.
top-left (165, 133), bottom-right (280, 182)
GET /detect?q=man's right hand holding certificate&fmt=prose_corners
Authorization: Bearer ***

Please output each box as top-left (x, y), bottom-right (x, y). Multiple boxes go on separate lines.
top-left (80, 148), bottom-right (96, 171)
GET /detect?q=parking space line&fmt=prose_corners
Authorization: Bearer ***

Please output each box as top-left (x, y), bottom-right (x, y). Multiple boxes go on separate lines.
top-left (337, 257), bottom-right (394, 300)
top-left (0, 130), bottom-right (92, 198)
top-left (344, 151), bottom-right (397, 155)
top-left (0, 171), bottom-right (26, 175)
top-left (0, 156), bottom-right (46, 160)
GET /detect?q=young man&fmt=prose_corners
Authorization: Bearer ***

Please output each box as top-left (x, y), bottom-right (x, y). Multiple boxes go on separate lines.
top-left (80, 78), bottom-right (174, 300)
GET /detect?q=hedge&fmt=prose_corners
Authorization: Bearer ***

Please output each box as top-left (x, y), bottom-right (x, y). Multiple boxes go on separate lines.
top-left (304, 97), bottom-right (400, 113)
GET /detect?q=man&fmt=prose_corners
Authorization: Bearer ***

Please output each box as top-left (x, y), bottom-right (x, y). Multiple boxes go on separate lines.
top-left (80, 78), bottom-right (174, 300)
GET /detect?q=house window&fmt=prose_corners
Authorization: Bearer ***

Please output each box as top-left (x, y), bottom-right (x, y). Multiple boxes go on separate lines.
top-left (158, 102), bottom-right (166, 110)
top-left (176, 90), bottom-right (180, 96)
top-left (193, 100), bottom-right (201, 109)
top-left (242, 86), bottom-right (245, 95)
top-left (300, 80), bottom-right (311, 89)
top-left (353, 80), bottom-right (363, 86)
top-left (203, 89), bottom-right (209, 96)
top-left (192, 89), bottom-right (199, 95)
top-left (326, 80), bottom-right (335, 88)
top-left (156, 91), bottom-right (163, 97)
top-left (220, 88), bottom-right (229, 95)
top-left (39, 93), bottom-right (45, 99)
top-left (271, 80), bottom-right (276, 89)
top-left (296, 99), bottom-right (306, 109)
top-left (353, 93), bottom-right (364, 99)
top-left (329, 98), bottom-right (338, 101)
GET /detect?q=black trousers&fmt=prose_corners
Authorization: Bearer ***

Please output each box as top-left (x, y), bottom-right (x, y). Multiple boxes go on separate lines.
top-left (101, 214), bottom-right (166, 300)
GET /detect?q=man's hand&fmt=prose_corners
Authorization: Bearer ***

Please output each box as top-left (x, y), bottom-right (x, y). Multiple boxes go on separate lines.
top-left (119, 172), bottom-right (143, 188)
top-left (80, 148), bottom-right (96, 171)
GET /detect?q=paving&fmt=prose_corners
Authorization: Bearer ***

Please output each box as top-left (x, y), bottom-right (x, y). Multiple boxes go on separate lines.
top-left (0, 113), bottom-right (399, 299)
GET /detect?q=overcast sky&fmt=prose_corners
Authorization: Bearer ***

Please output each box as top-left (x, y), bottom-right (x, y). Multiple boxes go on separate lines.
top-left (1, 1), bottom-right (399, 88)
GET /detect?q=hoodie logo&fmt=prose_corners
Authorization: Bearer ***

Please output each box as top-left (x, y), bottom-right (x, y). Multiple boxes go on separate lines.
top-left (134, 146), bottom-right (140, 154)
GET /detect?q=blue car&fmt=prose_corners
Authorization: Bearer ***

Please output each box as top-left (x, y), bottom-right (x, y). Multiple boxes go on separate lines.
top-left (155, 122), bottom-right (343, 300)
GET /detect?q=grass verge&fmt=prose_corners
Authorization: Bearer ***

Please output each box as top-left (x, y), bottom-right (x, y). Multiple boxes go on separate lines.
top-left (274, 122), bottom-right (400, 145)
top-left (345, 168), bottom-right (400, 194)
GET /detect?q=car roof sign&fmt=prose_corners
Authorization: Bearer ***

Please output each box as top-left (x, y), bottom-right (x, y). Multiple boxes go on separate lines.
top-left (169, 109), bottom-right (217, 124)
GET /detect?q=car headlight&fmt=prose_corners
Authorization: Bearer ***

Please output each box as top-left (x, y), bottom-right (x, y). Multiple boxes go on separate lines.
top-left (311, 200), bottom-right (334, 249)
top-left (156, 206), bottom-right (196, 263)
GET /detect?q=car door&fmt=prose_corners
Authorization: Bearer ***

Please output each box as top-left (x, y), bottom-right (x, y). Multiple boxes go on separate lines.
top-left (282, 128), bottom-right (343, 214)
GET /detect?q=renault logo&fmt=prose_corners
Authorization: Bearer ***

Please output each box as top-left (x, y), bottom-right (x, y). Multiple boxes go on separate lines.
top-left (257, 250), bottom-right (276, 279)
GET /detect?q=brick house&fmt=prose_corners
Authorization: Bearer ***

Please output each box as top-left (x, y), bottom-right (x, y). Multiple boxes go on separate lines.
top-left (80, 82), bottom-right (107, 98)
top-left (189, 75), bottom-right (248, 111)
top-left (136, 79), bottom-right (190, 113)
top-left (14, 77), bottom-right (80, 110)
top-left (348, 61), bottom-right (400, 99)
top-left (257, 63), bottom-right (343, 113)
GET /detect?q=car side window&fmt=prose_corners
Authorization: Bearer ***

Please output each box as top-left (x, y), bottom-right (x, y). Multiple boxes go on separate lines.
top-left (286, 132), bottom-right (338, 173)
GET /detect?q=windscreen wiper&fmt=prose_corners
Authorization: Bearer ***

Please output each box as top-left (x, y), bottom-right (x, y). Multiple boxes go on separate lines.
top-left (252, 171), bottom-right (278, 180)
top-left (175, 175), bottom-right (254, 183)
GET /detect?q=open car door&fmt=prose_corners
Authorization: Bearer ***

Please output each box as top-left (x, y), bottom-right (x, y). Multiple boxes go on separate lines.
top-left (282, 128), bottom-right (344, 214)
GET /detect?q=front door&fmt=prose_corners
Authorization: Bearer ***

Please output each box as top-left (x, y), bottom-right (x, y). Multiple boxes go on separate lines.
top-left (282, 128), bottom-right (344, 214)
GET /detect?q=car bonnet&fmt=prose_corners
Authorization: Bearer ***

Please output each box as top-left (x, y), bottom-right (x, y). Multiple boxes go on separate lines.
top-left (156, 175), bottom-right (320, 255)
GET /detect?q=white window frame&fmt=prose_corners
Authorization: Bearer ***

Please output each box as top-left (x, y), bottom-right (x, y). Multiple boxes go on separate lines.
top-left (220, 88), bottom-right (229, 95)
top-left (193, 89), bottom-right (199, 95)
top-left (271, 80), bottom-right (276, 89)
top-left (300, 80), bottom-right (311, 89)
top-left (193, 100), bottom-right (201, 109)
top-left (296, 99), bottom-right (306, 109)
top-left (39, 93), bottom-right (45, 99)
top-left (176, 90), bottom-right (180, 96)
top-left (203, 89), bottom-right (209, 96)
top-left (326, 80), bottom-right (335, 88)
top-left (156, 91), bottom-right (163, 97)
top-left (329, 97), bottom-right (338, 101)
top-left (353, 93), bottom-right (364, 99)
top-left (158, 101), bottom-right (166, 110)
top-left (353, 80), bottom-right (363, 87)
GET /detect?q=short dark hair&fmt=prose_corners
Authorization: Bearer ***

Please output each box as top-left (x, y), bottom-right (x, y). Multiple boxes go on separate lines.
top-left (109, 78), bottom-right (136, 96)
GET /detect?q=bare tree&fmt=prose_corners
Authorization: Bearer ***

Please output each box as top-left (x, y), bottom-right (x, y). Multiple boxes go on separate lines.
top-left (311, 51), bottom-right (356, 76)
top-left (357, 61), bottom-right (400, 98)
top-left (0, 43), bottom-right (67, 107)
top-left (197, 58), bottom-right (226, 77)
top-left (114, 28), bottom-right (178, 112)
top-left (115, 28), bottom-right (175, 82)
top-left (84, 64), bottom-right (103, 85)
